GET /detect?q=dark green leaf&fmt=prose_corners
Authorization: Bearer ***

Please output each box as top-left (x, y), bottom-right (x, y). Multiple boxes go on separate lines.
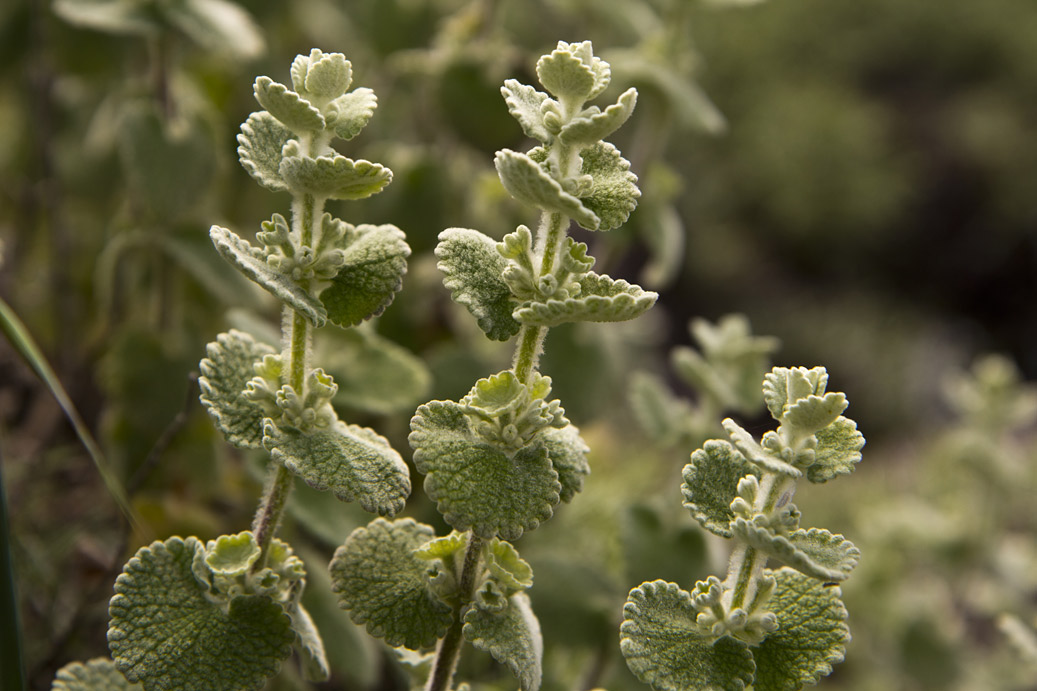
top-left (463, 593), bottom-right (543, 691)
top-left (319, 224), bottom-right (410, 328)
top-left (435, 228), bottom-right (521, 341)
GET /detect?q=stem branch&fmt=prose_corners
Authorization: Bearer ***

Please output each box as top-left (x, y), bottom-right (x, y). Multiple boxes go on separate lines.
top-left (426, 533), bottom-right (484, 691)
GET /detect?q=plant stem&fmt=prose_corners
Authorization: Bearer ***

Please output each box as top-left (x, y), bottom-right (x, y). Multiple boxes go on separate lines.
top-left (513, 211), bottom-right (568, 384)
top-left (426, 533), bottom-right (485, 691)
top-left (724, 472), bottom-right (795, 611)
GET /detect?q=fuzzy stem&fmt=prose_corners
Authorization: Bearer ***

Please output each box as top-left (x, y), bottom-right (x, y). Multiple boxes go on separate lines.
top-left (426, 533), bottom-right (485, 691)
top-left (513, 211), bottom-right (569, 384)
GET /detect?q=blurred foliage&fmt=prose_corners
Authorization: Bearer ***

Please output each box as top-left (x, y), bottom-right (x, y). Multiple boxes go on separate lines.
top-left (1, 0), bottom-right (1035, 689)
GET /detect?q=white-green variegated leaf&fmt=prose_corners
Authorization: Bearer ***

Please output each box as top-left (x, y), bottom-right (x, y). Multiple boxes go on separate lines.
top-left (539, 424), bottom-right (589, 503)
top-left (682, 440), bottom-right (759, 538)
top-left (328, 88), bottom-right (377, 140)
top-left (808, 416), bottom-right (864, 483)
top-left (463, 593), bottom-right (543, 691)
top-left (501, 80), bottom-right (551, 143)
top-left (621, 580), bottom-right (755, 691)
top-left (198, 330), bottom-right (275, 449)
top-left (163, 0), bottom-right (264, 60)
top-left (53, 659), bottom-right (141, 690)
top-left (580, 141), bottom-right (640, 231)
top-left (752, 568), bottom-right (850, 691)
top-left (559, 88), bottom-right (637, 147)
top-left (513, 272), bottom-right (656, 327)
top-left (289, 604), bottom-right (330, 682)
top-left (238, 112), bottom-right (293, 192)
top-left (409, 401), bottom-right (562, 540)
top-left (730, 523), bottom-right (860, 582)
top-left (108, 537), bottom-right (294, 691)
top-left (264, 420), bottom-right (410, 517)
top-left (209, 225), bottom-right (328, 326)
top-left (330, 518), bottom-right (453, 650)
top-left (435, 228), bottom-right (521, 341)
top-left (320, 224), bottom-right (410, 328)
top-left (494, 149), bottom-right (600, 230)
top-left (253, 77), bottom-right (325, 134)
top-left (279, 151), bottom-right (392, 200)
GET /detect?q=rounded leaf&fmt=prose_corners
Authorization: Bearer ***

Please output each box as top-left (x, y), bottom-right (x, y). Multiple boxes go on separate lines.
top-left (279, 153), bottom-right (392, 200)
top-left (808, 416), bottom-right (864, 483)
top-left (303, 52), bottom-right (352, 100)
top-left (536, 47), bottom-right (597, 103)
top-left (436, 228), bottom-right (521, 341)
top-left (682, 440), bottom-right (760, 538)
top-left (254, 77), bottom-right (325, 134)
top-left (783, 393), bottom-right (848, 435)
top-left (53, 658), bottom-right (141, 690)
top-left (238, 111), bottom-right (293, 192)
top-left (320, 224), bottom-right (410, 328)
top-left (501, 80), bottom-right (551, 143)
top-left (328, 88), bottom-right (377, 141)
top-left (198, 329), bottom-right (276, 449)
top-left (513, 272), bottom-right (657, 327)
top-left (463, 593), bottom-right (543, 691)
top-left (539, 424), bottom-right (590, 503)
top-left (494, 149), bottom-right (600, 229)
top-left (730, 523), bottom-right (860, 582)
top-left (559, 88), bottom-right (637, 147)
top-left (580, 141), bottom-right (640, 231)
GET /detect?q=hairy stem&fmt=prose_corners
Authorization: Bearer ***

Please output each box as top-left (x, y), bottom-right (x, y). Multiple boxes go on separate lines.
top-left (724, 472), bottom-right (795, 611)
top-left (426, 533), bottom-right (485, 691)
top-left (513, 211), bottom-right (569, 384)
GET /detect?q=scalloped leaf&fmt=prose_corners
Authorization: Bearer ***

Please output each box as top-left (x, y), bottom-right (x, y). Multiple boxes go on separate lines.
top-left (463, 593), bottom-right (543, 691)
top-left (536, 47), bottom-right (597, 103)
top-left (763, 367), bottom-right (828, 421)
top-left (303, 53), bottom-right (352, 100)
top-left (682, 440), bottom-right (760, 538)
top-left (328, 88), bottom-right (377, 140)
top-left (53, 658), bottom-right (141, 690)
top-left (621, 580), bottom-right (755, 691)
top-left (494, 149), bottom-right (600, 229)
top-left (409, 401), bottom-right (561, 540)
top-left (198, 329), bottom-right (276, 449)
top-left (254, 77), bottom-right (325, 134)
top-left (752, 568), bottom-right (850, 691)
top-left (560, 88), bottom-right (637, 147)
top-left (164, 0), bottom-right (264, 60)
top-left (501, 80), bottom-right (551, 143)
top-left (539, 424), bottom-right (589, 503)
top-left (108, 537), bottom-right (294, 691)
top-left (330, 518), bottom-right (453, 650)
top-left (731, 523), bottom-right (860, 582)
top-left (238, 112), bottom-right (293, 192)
top-left (279, 153), bottom-right (392, 200)
top-left (485, 540), bottom-right (534, 590)
top-left (512, 272), bottom-right (657, 327)
top-left (209, 225), bottom-right (328, 326)
top-left (722, 419), bottom-right (801, 478)
top-left (435, 228), bottom-right (521, 341)
top-left (319, 224), bottom-right (410, 328)
top-left (264, 420), bottom-right (411, 517)
top-left (808, 416), bottom-right (865, 483)
top-left (580, 141), bottom-right (641, 231)
top-left (783, 393), bottom-right (847, 435)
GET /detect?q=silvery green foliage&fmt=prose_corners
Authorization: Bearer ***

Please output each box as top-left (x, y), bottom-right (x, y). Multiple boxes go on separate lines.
top-left (52, 658), bottom-right (141, 690)
top-left (622, 367), bottom-right (864, 691)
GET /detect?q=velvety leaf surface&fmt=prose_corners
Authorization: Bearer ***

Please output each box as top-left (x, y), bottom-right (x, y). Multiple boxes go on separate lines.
top-left (536, 47), bottom-right (597, 102)
top-left (53, 658), bottom-right (141, 690)
top-left (783, 393), bottom-right (848, 435)
top-left (731, 523), bottom-right (860, 582)
top-left (279, 152), bottom-right (392, 200)
top-left (559, 88), bottom-right (637, 147)
top-left (290, 604), bottom-right (330, 682)
top-left (264, 420), bottom-right (410, 517)
top-left (539, 424), bottom-right (590, 503)
top-left (320, 223), bottom-right (410, 327)
top-left (808, 417), bottom-right (865, 483)
top-left (330, 518), bottom-right (452, 650)
top-left (752, 568), bottom-right (850, 691)
top-left (681, 440), bottom-right (760, 538)
top-left (254, 77), bottom-right (325, 133)
top-left (237, 111), bottom-right (293, 192)
top-left (579, 141), bottom-right (640, 231)
top-left (329, 88), bottom-right (377, 140)
top-left (463, 593), bottom-right (543, 691)
top-left (198, 329), bottom-right (275, 449)
top-left (108, 537), bottom-right (294, 691)
top-left (494, 149), bottom-right (600, 229)
top-left (501, 80), bottom-right (550, 143)
top-left (436, 228), bottom-right (520, 341)
top-left (722, 419), bottom-right (800, 478)
top-left (512, 272), bottom-right (657, 327)
top-left (621, 580), bottom-right (755, 691)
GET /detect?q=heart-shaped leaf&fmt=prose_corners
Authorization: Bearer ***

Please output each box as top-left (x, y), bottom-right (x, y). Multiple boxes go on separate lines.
top-left (463, 593), bottom-right (543, 691)
top-left (682, 440), bottom-right (760, 538)
top-left (436, 228), bottom-right (522, 341)
top-left (579, 141), bottom-right (641, 231)
top-left (198, 330), bottom-right (276, 449)
top-left (730, 523), bottom-right (860, 582)
top-left (238, 112), bottom-right (293, 192)
top-left (501, 80), bottom-right (551, 143)
top-left (279, 151), bottom-right (392, 200)
top-left (53, 659), bottom-right (141, 690)
top-left (512, 272), bottom-right (657, 327)
top-left (320, 223), bottom-right (410, 328)
top-left (494, 149), bottom-right (600, 229)
top-left (808, 416), bottom-right (865, 483)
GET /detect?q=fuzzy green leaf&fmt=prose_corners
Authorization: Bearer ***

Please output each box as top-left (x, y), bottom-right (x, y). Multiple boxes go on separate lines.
top-left (536, 44), bottom-right (603, 103)
top-left (238, 112), bottom-right (293, 192)
top-left (539, 424), bottom-right (590, 503)
top-left (279, 150), bottom-right (392, 200)
top-left (328, 88), bottom-right (377, 140)
top-left (436, 228), bottom-right (521, 341)
top-left (323, 328), bottom-right (431, 415)
top-left (783, 393), bottom-right (848, 435)
top-left (752, 568), bottom-right (850, 691)
top-left (409, 401), bottom-right (561, 540)
top-left (108, 537), bottom-right (294, 691)
top-left (682, 440), bottom-right (760, 538)
top-left (722, 419), bottom-right (801, 478)
top-left (198, 330), bottom-right (276, 449)
top-left (501, 80), bottom-right (551, 143)
top-left (254, 77), bottom-right (325, 134)
top-left (290, 604), bottom-right (330, 682)
top-left (264, 420), bottom-right (410, 517)
top-left (580, 141), bottom-right (641, 231)
top-left (209, 225), bottom-right (328, 326)
top-left (331, 518), bottom-right (453, 650)
top-left (303, 52), bottom-right (352, 100)
top-left (560, 88), bottom-right (637, 147)
top-left (320, 224), bottom-right (410, 328)
top-left (463, 593), bottom-right (543, 691)
top-left (808, 416), bottom-right (864, 483)
top-left (513, 272), bottom-right (657, 327)
top-left (731, 523), bottom-right (860, 582)
top-left (163, 0), bottom-right (264, 60)
top-left (53, 658), bottom-right (141, 690)
top-left (763, 367), bottom-right (829, 421)
top-left (485, 539), bottom-right (534, 591)
top-left (621, 580), bottom-right (755, 691)
top-left (495, 149), bottom-right (600, 229)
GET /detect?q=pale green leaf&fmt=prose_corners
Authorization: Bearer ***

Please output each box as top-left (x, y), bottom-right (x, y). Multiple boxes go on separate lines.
top-left (485, 539), bottom-right (534, 591)
top-left (752, 568), bottom-right (850, 691)
top-left (303, 52), bottom-right (352, 100)
top-left (205, 531), bottom-right (260, 575)
top-left (289, 604), bottom-right (330, 682)
top-left (328, 88), bottom-right (377, 140)
top-left (559, 88), bottom-right (637, 147)
top-left (254, 77), bottom-right (325, 134)
top-left (52, 0), bottom-right (156, 34)
top-left (322, 328), bottom-right (431, 415)
top-left (628, 371), bottom-right (696, 446)
top-left (730, 523), bottom-right (860, 582)
top-left (320, 224), bottom-right (410, 327)
top-left (580, 141), bottom-right (641, 231)
top-left (238, 112), bottom-right (293, 192)
top-left (513, 272), bottom-right (657, 327)
top-left (808, 416), bottom-right (864, 483)
top-left (539, 424), bottom-right (590, 503)
top-left (264, 420), bottom-right (411, 517)
top-left (463, 593), bottom-right (543, 691)
top-left (198, 329), bottom-right (276, 449)
top-left (435, 228), bottom-right (521, 341)
top-left (536, 45), bottom-right (599, 103)
top-left (620, 580), bottom-right (755, 691)
top-left (494, 149), bottom-right (600, 229)
top-left (682, 440), bottom-right (759, 538)
top-left (330, 518), bottom-right (453, 650)
top-left (409, 401), bottom-right (561, 540)
top-left (722, 419), bottom-right (801, 478)
top-left (763, 367), bottom-right (829, 421)
top-left (108, 537), bottom-right (294, 691)
top-left (782, 393), bottom-right (847, 435)
top-left (53, 658), bottom-right (141, 690)
top-left (279, 151), bottom-right (392, 200)
top-left (209, 225), bottom-right (328, 326)
top-left (164, 0), bottom-right (264, 60)
top-left (501, 80), bottom-right (551, 143)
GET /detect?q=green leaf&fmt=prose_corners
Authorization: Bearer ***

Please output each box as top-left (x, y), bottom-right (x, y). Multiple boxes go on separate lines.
top-left (238, 112), bottom-right (293, 192)
top-left (289, 604), bottom-right (330, 682)
top-left (620, 580), bottom-right (755, 691)
top-left (463, 593), bottom-right (543, 691)
top-left (539, 424), bottom-right (590, 503)
top-left (501, 80), bottom-right (551, 143)
top-left (559, 88), bottom-right (637, 147)
top-left (322, 328), bottom-right (431, 415)
top-left (264, 420), bottom-right (411, 517)
top-left (580, 141), bottom-right (641, 231)
top-left (484, 539), bottom-right (534, 591)
top-left (319, 224), bottom-right (409, 327)
top-left (763, 367), bottom-right (829, 421)
top-left (681, 440), bottom-right (760, 538)
top-left (782, 393), bottom-right (848, 435)
top-left (205, 531), bottom-right (260, 575)
top-left (163, 0), bottom-right (264, 60)
top-left (330, 518), bottom-right (453, 650)
top-left (536, 43), bottom-right (602, 103)
top-left (409, 401), bottom-right (561, 540)
top-left (108, 537), bottom-right (294, 691)
top-left (730, 523), bottom-right (860, 582)
top-left (628, 372), bottom-right (696, 446)
top-left (209, 225), bottom-right (328, 326)
top-left (53, 658), bottom-right (141, 690)
top-left (435, 228), bottom-right (521, 341)
top-left (494, 149), bottom-right (600, 229)
top-left (303, 52), bottom-right (352, 100)
top-left (198, 330), bottom-right (276, 449)
top-left (279, 149), bottom-right (392, 200)
top-left (52, 0), bottom-right (158, 35)
top-left (328, 88), bottom-right (377, 140)
top-left (752, 568), bottom-right (850, 691)
top-left (722, 419), bottom-right (801, 478)
top-left (808, 417), bottom-right (864, 483)
top-left (513, 272), bottom-right (657, 327)
top-left (254, 77), bottom-right (325, 134)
